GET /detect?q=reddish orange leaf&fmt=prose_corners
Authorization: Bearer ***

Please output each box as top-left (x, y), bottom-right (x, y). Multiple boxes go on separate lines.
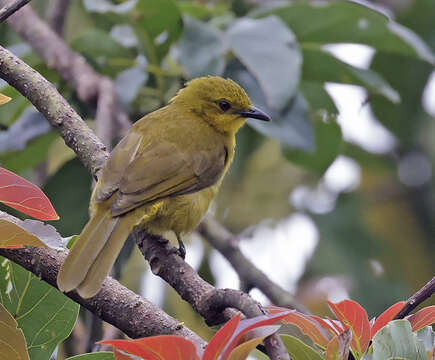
top-left (220, 310), bottom-right (292, 360)
top-left (281, 313), bottom-right (332, 348)
top-left (371, 301), bottom-right (406, 337)
top-left (100, 335), bottom-right (200, 360)
top-left (325, 330), bottom-right (352, 360)
top-left (327, 300), bottom-right (371, 357)
top-left (0, 168), bottom-right (59, 221)
top-left (203, 313), bottom-right (242, 360)
top-left (407, 306), bottom-right (435, 332)
top-left (114, 348), bottom-right (136, 360)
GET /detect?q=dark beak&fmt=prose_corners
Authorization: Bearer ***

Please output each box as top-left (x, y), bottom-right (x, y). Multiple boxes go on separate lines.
top-left (238, 106), bottom-right (271, 122)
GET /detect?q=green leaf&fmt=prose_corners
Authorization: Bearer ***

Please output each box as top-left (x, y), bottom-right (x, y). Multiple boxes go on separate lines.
top-left (284, 115), bottom-right (342, 173)
top-left (83, 0), bottom-right (137, 14)
top-left (0, 302), bottom-right (29, 360)
top-left (227, 16), bottom-right (302, 111)
top-left (175, 16), bottom-right (226, 79)
top-left (416, 326), bottom-right (435, 353)
top-left (302, 47), bottom-right (400, 103)
top-left (0, 132), bottom-right (57, 173)
top-left (134, 0), bottom-right (183, 61)
top-left (372, 320), bottom-right (427, 360)
top-left (43, 158), bottom-right (92, 236)
top-left (71, 28), bottom-right (135, 60)
top-left (227, 64), bottom-right (314, 151)
top-left (0, 257), bottom-right (79, 360)
top-left (0, 86), bottom-right (30, 126)
top-left (281, 334), bottom-right (323, 360)
top-left (300, 81), bottom-right (338, 115)
top-left (66, 352), bottom-right (114, 360)
top-left (261, 1), bottom-right (435, 63)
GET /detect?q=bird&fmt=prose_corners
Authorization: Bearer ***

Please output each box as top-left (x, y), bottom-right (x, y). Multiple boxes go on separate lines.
top-left (57, 76), bottom-right (271, 298)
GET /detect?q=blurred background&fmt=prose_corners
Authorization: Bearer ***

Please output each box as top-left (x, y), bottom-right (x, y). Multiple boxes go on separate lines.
top-left (0, 0), bottom-right (434, 356)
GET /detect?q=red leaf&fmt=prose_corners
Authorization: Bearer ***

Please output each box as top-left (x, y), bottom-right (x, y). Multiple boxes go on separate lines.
top-left (0, 168), bottom-right (59, 221)
top-left (219, 310), bottom-right (292, 360)
top-left (371, 301), bottom-right (406, 337)
top-left (281, 313), bottom-right (332, 348)
top-left (325, 330), bottom-right (352, 360)
top-left (100, 335), bottom-right (200, 360)
top-left (407, 306), bottom-right (435, 332)
top-left (202, 313), bottom-right (242, 360)
top-left (327, 300), bottom-right (371, 357)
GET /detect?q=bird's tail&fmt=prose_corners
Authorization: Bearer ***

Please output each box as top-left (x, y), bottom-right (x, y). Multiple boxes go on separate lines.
top-left (57, 208), bottom-right (130, 298)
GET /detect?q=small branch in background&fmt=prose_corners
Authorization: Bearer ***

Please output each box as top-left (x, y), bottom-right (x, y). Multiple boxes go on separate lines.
top-left (96, 77), bottom-right (117, 149)
top-left (0, 0), bottom-right (31, 22)
top-left (0, 45), bottom-right (108, 178)
top-left (198, 217), bottom-right (310, 314)
top-left (46, 0), bottom-right (70, 35)
top-left (395, 275), bottom-right (435, 319)
top-left (3, 1), bottom-right (128, 149)
top-left (133, 229), bottom-right (290, 360)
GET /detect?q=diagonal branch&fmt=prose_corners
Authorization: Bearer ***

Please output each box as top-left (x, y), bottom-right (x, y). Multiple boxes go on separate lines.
top-left (395, 275), bottom-right (435, 319)
top-left (0, 45), bottom-right (108, 178)
top-left (3, 2), bottom-right (130, 146)
top-left (0, 0), bottom-right (31, 22)
top-left (199, 217), bottom-right (310, 314)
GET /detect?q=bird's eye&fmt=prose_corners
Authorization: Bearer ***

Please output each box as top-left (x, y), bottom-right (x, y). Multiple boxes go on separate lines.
top-left (218, 100), bottom-right (231, 112)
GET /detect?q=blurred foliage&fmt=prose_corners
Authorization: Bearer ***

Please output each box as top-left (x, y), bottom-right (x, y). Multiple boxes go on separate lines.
top-left (0, 0), bottom-right (434, 357)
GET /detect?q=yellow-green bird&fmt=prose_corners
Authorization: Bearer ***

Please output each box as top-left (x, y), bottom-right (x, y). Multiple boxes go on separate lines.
top-left (57, 76), bottom-right (271, 298)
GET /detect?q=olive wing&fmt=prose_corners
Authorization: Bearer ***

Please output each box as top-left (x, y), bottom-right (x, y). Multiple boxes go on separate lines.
top-left (110, 141), bottom-right (227, 216)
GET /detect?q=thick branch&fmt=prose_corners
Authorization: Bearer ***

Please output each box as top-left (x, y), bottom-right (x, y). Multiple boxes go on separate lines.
top-left (134, 230), bottom-right (290, 360)
top-left (199, 217), bottom-right (309, 314)
top-left (0, 45), bottom-right (108, 177)
top-left (0, 0), bottom-right (30, 22)
top-left (0, 214), bottom-right (205, 347)
top-left (395, 276), bottom-right (435, 319)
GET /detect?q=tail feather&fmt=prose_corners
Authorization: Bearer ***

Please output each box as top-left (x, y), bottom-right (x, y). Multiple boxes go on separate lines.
top-left (57, 209), bottom-right (120, 294)
top-left (76, 218), bottom-right (130, 298)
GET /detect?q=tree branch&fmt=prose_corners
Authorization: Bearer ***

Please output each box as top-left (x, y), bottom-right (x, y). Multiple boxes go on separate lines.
top-left (0, 213), bottom-right (205, 348)
top-left (198, 217), bottom-right (309, 314)
top-left (395, 275), bottom-right (435, 319)
top-left (3, 2), bottom-right (130, 147)
top-left (0, 0), bottom-right (31, 22)
top-left (0, 45), bottom-right (108, 178)
top-left (46, 0), bottom-right (70, 35)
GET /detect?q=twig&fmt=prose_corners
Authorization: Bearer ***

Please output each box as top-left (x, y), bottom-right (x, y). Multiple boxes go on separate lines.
top-left (0, 0), bottom-right (31, 22)
top-left (198, 217), bottom-right (310, 314)
top-left (0, 45), bottom-right (108, 178)
top-left (395, 275), bottom-right (435, 319)
top-left (46, 0), bottom-right (70, 35)
top-left (0, 212), bottom-right (205, 347)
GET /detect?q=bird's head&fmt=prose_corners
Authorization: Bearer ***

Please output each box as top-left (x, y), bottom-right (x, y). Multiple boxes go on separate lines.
top-left (171, 76), bottom-right (271, 134)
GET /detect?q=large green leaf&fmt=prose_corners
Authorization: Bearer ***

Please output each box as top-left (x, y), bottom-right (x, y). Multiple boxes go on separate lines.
top-left (302, 47), bottom-right (399, 103)
top-left (175, 16), bottom-right (226, 78)
top-left (227, 15), bottom-right (302, 111)
top-left (134, 0), bottom-right (183, 61)
top-left (281, 334), bottom-right (323, 360)
top-left (0, 86), bottom-right (30, 127)
top-left (371, 320), bottom-right (427, 360)
top-left (261, 1), bottom-right (435, 63)
top-left (0, 257), bottom-right (79, 360)
top-left (284, 115), bottom-right (342, 173)
top-left (300, 81), bottom-right (338, 116)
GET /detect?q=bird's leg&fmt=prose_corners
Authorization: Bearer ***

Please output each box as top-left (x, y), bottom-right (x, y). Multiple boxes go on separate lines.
top-left (175, 234), bottom-right (186, 259)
